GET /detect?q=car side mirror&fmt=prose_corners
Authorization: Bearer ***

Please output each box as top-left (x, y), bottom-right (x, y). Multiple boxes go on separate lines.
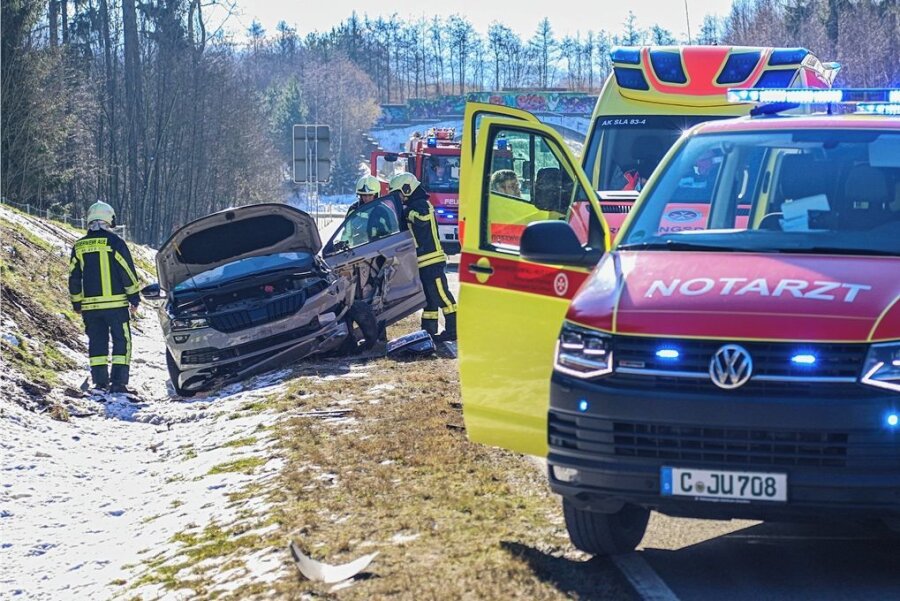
top-left (520, 221), bottom-right (603, 268)
top-left (141, 283), bottom-right (166, 300)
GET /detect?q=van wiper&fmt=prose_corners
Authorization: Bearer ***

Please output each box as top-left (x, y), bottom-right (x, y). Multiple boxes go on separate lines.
top-left (778, 246), bottom-right (900, 257)
top-left (616, 240), bottom-right (745, 252)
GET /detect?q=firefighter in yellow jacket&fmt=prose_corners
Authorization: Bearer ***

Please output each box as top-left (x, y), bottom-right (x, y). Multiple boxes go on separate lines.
top-left (68, 201), bottom-right (142, 394)
top-left (389, 173), bottom-right (457, 341)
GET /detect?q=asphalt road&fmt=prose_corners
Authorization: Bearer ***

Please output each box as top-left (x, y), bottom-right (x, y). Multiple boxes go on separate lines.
top-left (637, 514), bottom-right (900, 600)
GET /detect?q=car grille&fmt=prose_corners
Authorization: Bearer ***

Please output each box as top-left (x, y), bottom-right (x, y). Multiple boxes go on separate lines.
top-left (613, 336), bottom-right (866, 380)
top-left (206, 285), bottom-right (325, 333)
top-left (549, 413), bottom-right (900, 470)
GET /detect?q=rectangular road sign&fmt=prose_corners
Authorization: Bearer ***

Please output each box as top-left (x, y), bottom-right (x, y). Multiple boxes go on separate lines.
top-left (293, 124), bottom-right (331, 183)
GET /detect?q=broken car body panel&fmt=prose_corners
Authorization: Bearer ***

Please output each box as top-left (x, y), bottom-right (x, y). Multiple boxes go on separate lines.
top-left (149, 201), bottom-right (424, 394)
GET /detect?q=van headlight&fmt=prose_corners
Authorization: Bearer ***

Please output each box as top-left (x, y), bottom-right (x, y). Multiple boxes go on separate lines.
top-left (172, 317), bottom-right (209, 331)
top-left (554, 322), bottom-right (613, 379)
top-left (860, 342), bottom-right (900, 392)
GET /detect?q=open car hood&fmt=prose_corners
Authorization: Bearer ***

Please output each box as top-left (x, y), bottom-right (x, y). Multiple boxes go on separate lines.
top-left (157, 204), bottom-right (321, 290)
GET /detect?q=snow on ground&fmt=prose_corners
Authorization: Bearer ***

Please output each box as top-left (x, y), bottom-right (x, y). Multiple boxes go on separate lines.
top-left (0, 308), bottom-right (295, 599)
top-left (0, 211), bottom-right (353, 600)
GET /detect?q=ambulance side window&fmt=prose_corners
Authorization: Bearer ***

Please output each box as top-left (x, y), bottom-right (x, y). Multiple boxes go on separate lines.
top-left (482, 128), bottom-right (588, 253)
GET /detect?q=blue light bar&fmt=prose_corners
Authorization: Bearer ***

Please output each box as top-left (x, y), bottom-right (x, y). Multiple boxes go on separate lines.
top-left (728, 88), bottom-right (900, 105)
top-left (610, 47), bottom-right (641, 65)
top-left (768, 48), bottom-right (808, 66)
top-left (857, 103), bottom-right (900, 116)
top-left (656, 349), bottom-right (680, 360)
top-left (427, 137), bottom-right (437, 147)
top-left (791, 353), bottom-right (817, 365)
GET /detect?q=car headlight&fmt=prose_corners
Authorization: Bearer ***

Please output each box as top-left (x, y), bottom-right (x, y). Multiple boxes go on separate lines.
top-left (172, 317), bottom-right (209, 331)
top-left (554, 322), bottom-right (613, 379)
top-left (861, 342), bottom-right (900, 392)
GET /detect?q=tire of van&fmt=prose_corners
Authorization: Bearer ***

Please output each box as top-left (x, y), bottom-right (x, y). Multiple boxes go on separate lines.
top-left (339, 301), bottom-right (378, 354)
top-left (563, 498), bottom-right (650, 556)
top-left (165, 349), bottom-right (195, 398)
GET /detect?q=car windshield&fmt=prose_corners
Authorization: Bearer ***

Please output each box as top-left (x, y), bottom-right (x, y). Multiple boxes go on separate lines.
top-left (618, 128), bottom-right (900, 256)
top-left (584, 115), bottom-right (725, 192)
top-left (174, 252), bottom-right (314, 291)
top-left (422, 154), bottom-right (460, 193)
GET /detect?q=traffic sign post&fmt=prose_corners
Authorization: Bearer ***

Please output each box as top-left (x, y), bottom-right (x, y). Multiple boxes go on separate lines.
top-left (292, 124), bottom-right (331, 223)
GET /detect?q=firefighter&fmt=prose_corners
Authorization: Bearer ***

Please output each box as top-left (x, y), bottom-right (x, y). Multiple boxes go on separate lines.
top-left (346, 174), bottom-right (396, 242)
top-left (346, 174), bottom-right (381, 215)
top-left (389, 172), bottom-right (457, 341)
top-left (69, 201), bottom-right (142, 394)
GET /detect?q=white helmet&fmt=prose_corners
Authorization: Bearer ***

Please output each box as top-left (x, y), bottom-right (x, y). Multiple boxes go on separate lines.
top-left (87, 201), bottom-right (115, 225)
top-left (388, 172), bottom-right (420, 196)
top-left (355, 175), bottom-right (381, 197)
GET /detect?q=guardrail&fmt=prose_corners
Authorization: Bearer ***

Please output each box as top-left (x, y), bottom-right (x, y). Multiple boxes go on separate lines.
top-left (0, 197), bottom-right (131, 240)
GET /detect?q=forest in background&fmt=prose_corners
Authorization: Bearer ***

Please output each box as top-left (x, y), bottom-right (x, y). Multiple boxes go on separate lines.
top-left (2, 0), bottom-right (898, 244)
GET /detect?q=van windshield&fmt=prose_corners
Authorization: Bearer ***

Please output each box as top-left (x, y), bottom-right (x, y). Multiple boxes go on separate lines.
top-left (618, 129), bottom-right (900, 256)
top-left (584, 115), bottom-right (723, 192)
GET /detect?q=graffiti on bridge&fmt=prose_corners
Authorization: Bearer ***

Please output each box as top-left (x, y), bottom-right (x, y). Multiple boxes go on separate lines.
top-left (377, 91), bottom-right (598, 124)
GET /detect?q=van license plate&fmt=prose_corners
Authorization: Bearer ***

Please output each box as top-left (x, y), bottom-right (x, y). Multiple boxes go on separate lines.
top-left (661, 467), bottom-right (787, 502)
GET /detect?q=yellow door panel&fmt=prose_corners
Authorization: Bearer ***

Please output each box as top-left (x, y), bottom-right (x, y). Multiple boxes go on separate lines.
top-left (459, 113), bottom-right (607, 456)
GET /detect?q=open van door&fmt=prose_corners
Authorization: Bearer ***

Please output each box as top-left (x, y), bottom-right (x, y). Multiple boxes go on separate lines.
top-left (459, 112), bottom-right (610, 456)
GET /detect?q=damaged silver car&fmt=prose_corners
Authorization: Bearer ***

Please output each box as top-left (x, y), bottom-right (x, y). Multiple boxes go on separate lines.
top-left (142, 199), bottom-right (424, 395)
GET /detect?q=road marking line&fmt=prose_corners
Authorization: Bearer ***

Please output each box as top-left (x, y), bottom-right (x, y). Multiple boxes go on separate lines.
top-left (612, 553), bottom-right (680, 601)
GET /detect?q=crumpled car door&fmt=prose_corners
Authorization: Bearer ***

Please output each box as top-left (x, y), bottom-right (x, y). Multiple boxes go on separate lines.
top-left (322, 195), bottom-right (425, 326)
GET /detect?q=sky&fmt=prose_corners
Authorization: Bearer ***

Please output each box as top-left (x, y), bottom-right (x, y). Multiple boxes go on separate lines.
top-left (215, 0), bottom-right (736, 43)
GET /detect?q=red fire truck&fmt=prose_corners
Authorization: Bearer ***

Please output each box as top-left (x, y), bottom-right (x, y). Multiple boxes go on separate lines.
top-left (371, 127), bottom-right (462, 254)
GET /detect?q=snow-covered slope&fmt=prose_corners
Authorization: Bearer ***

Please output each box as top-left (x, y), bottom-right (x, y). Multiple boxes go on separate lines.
top-left (0, 209), bottom-right (348, 599)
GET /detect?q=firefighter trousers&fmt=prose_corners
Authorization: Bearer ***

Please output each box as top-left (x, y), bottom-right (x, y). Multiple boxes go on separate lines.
top-left (419, 262), bottom-right (457, 336)
top-left (83, 307), bottom-right (132, 387)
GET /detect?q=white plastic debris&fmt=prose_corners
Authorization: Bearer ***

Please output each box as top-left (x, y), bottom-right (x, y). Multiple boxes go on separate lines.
top-left (289, 541), bottom-right (377, 584)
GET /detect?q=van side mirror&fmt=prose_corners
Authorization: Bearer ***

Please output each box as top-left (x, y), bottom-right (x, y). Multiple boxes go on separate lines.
top-left (520, 221), bottom-right (603, 268)
top-left (141, 283), bottom-right (166, 300)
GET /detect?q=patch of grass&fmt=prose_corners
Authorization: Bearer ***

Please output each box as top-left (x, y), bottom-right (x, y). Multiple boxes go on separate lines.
top-left (170, 499), bottom-right (185, 509)
top-left (183, 448), bottom-right (198, 460)
top-left (238, 400), bottom-right (268, 413)
top-left (207, 456), bottom-right (266, 475)
top-left (141, 514), bottom-right (163, 524)
top-left (109, 578), bottom-right (127, 586)
top-left (243, 313), bottom-right (636, 600)
top-left (222, 436), bottom-right (258, 448)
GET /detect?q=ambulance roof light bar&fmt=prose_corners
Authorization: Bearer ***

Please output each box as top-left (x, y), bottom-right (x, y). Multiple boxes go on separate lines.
top-left (727, 88), bottom-right (900, 116)
top-left (727, 87), bottom-right (900, 105)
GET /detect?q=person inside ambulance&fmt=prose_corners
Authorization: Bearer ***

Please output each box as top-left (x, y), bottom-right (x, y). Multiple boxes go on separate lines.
top-left (490, 169), bottom-right (521, 198)
top-left (68, 201), bottom-right (141, 394)
top-left (389, 172), bottom-right (457, 341)
top-left (611, 134), bottom-right (668, 192)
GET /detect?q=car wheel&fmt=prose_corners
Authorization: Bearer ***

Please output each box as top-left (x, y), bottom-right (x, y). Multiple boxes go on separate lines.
top-left (165, 350), bottom-right (194, 398)
top-left (563, 498), bottom-right (650, 556)
top-left (339, 301), bottom-right (379, 354)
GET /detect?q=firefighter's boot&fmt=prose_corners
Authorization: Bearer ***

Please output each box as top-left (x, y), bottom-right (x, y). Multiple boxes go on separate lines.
top-left (422, 315), bottom-right (439, 337)
top-left (437, 312), bottom-right (457, 342)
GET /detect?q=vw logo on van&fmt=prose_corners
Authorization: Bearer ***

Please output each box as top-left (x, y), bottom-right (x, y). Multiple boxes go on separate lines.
top-left (709, 344), bottom-right (753, 389)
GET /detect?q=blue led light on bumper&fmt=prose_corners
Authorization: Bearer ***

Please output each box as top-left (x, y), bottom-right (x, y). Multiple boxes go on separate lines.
top-left (791, 353), bottom-right (817, 365)
top-left (887, 413), bottom-right (899, 428)
top-left (656, 349), bottom-right (680, 360)
top-left (578, 400), bottom-right (589, 412)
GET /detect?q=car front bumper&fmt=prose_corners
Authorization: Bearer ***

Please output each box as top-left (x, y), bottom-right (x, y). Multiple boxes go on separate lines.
top-left (548, 373), bottom-right (900, 522)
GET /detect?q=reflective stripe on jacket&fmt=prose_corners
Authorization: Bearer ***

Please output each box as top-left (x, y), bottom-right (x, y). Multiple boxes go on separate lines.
top-left (69, 229), bottom-right (141, 311)
top-left (404, 192), bottom-right (446, 268)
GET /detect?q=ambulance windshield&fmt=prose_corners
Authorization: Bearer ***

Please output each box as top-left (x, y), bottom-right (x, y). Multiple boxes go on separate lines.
top-left (619, 129), bottom-right (900, 256)
top-left (584, 115), bottom-right (722, 192)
